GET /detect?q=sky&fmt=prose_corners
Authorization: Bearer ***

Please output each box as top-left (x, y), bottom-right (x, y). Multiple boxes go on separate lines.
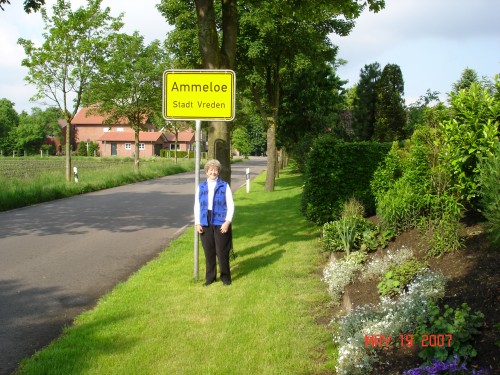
top-left (1, 0), bottom-right (499, 114)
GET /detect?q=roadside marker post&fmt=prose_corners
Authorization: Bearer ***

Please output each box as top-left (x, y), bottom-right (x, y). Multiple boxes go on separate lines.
top-left (163, 70), bottom-right (236, 280)
top-left (246, 168), bottom-right (250, 193)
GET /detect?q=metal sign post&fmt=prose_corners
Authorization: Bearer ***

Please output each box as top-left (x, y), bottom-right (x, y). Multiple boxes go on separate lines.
top-left (193, 119), bottom-right (201, 280)
top-left (163, 69), bottom-right (236, 281)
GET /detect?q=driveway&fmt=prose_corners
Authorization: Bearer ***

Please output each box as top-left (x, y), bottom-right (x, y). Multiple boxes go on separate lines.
top-left (0, 157), bottom-right (267, 375)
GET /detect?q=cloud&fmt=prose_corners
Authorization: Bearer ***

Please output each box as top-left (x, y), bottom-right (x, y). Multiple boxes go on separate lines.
top-left (334, 0), bottom-right (500, 103)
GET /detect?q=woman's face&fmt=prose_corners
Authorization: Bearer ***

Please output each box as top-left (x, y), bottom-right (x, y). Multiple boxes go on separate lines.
top-left (206, 167), bottom-right (219, 181)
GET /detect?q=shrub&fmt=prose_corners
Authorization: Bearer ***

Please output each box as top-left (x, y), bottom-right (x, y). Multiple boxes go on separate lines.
top-left (87, 141), bottom-right (100, 156)
top-left (439, 82), bottom-right (500, 203)
top-left (322, 251), bottom-right (367, 305)
top-left (361, 246), bottom-right (414, 281)
top-left (421, 193), bottom-right (464, 258)
top-left (373, 128), bottom-right (432, 234)
top-left (333, 271), bottom-right (446, 374)
top-left (478, 142), bottom-right (500, 247)
top-left (371, 141), bottom-right (405, 199)
top-left (377, 177), bottom-right (427, 234)
top-left (77, 141), bottom-right (87, 156)
top-left (377, 259), bottom-right (429, 296)
top-left (302, 135), bottom-right (390, 224)
top-left (414, 302), bottom-right (484, 365)
top-left (322, 199), bottom-right (385, 253)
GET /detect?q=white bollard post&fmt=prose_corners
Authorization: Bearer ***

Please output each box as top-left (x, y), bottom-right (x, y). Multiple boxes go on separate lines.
top-left (73, 166), bottom-right (79, 183)
top-left (246, 168), bottom-right (250, 193)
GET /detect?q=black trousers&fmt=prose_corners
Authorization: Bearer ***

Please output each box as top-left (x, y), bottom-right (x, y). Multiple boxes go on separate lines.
top-left (200, 211), bottom-right (232, 283)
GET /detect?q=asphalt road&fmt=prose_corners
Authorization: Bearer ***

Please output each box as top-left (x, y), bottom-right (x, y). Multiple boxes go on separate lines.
top-left (0, 157), bottom-right (267, 375)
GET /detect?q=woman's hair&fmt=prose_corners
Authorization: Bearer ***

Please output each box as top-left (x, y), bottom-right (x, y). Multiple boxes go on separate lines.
top-left (204, 159), bottom-right (221, 173)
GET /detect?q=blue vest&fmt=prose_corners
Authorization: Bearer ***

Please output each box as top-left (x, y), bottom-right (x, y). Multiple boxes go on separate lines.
top-left (199, 179), bottom-right (228, 226)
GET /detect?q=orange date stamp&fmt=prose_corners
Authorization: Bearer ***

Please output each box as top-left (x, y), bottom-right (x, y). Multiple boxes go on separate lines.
top-left (364, 334), bottom-right (453, 348)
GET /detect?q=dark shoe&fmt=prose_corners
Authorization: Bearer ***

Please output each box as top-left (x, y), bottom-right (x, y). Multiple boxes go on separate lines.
top-left (222, 280), bottom-right (231, 286)
top-left (203, 281), bottom-right (214, 286)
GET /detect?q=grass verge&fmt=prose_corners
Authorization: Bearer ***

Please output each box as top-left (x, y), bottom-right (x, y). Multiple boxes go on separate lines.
top-left (16, 167), bottom-right (334, 375)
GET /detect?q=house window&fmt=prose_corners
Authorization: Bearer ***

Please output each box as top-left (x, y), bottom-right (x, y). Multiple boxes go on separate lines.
top-left (139, 143), bottom-right (145, 150)
top-left (169, 144), bottom-right (181, 151)
top-left (125, 143), bottom-right (131, 150)
top-left (103, 127), bottom-right (110, 132)
top-left (117, 127), bottom-right (124, 132)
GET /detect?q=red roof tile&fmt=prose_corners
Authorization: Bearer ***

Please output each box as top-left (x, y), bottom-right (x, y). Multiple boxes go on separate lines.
top-left (165, 131), bottom-right (195, 142)
top-left (73, 106), bottom-right (148, 125)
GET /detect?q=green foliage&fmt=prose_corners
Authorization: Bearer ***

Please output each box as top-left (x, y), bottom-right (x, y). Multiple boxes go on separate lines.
top-left (0, 0), bottom-right (45, 13)
top-left (279, 63), bottom-right (346, 151)
top-left (478, 141), bottom-right (500, 247)
top-left (421, 193), bottom-right (464, 258)
top-left (451, 67), bottom-right (479, 94)
top-left (77, 141), bottom-right (87, 156)
top-left (415, 302), bottom-right (484, 364)
top-left (351, 62), bottom-right (381, 141)
top-left (289, 133), bottom-right (316, 173)
top-left (377, 258), bottom-right (428, 296)
top-left (404, 90), bottom-right (441, 137)
top-left (302, 134), bottom-right (390, 224)
top-left (232, 126), bottom-right (252, 157)
top-left (0, 98), bottom-right (20, 153)
top-left (373, 130), bottom-right (432, 234)
top-left (322, 198), bottom-right (391, 253)
top-left (439, 82), bottom-right (500, 203)
top-left (86, 141), bottom-right (99, 157)
top-left (373, 63), bottom-right (406, 141)
top-left (370, 141), bottom-right (404, 198)
top-left (160, 150), bottom-right (194, 159)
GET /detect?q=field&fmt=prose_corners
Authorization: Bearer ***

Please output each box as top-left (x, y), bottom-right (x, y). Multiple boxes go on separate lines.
top-left (0, 156), bottom-right (195, 212)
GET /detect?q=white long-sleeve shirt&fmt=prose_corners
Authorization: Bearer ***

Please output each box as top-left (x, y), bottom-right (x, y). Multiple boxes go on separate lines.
top-left (194, 179), bottom-right (234, 225)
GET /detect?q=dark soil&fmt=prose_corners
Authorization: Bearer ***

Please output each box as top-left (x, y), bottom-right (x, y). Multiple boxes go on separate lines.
top-left (320, 215), bottom-right (499, 374)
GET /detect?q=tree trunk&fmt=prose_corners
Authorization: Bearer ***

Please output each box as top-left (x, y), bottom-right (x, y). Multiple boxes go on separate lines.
top-left (265, 121), bottom-right (276, 192)
top-left (65, 120), bottom-right (72, 182)
top-left (208, 121), bottom-right (231, 184)
top-left (134, 130), bottom-right (140, 174)
top-left (195, 0), bottom-right (237, 186)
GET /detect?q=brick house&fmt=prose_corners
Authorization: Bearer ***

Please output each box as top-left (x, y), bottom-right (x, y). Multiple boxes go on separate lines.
top-left (98, 131), bottom-right (167, 157)
top-left (165, 131), bottom-right (196, 151)
top-left (70, 107), bottom-right (195, 157)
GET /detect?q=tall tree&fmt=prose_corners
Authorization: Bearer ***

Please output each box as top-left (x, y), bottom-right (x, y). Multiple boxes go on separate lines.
top-left (158, 0), bottom-right (385, 189)
top-left (0, 98), bottom-right (19, 155)
top-left (351, 62), bottom-right (381, 140)
top-left (373, 63), bottom-right (406, 141)
top-left (238, 0), bottom-right (384, 191)
top-left (11, 108), bottom-right (47, 154)
top-left (83, 32), bottom-right (166, 173)
top-left (452, 67), bottom-right (479, 94)
top-left (279, 62), bottom-right (346, 151)
top-left (18, 0), bottom-right (123, 181)
top-left (157, 0), bottom-right (237, 184)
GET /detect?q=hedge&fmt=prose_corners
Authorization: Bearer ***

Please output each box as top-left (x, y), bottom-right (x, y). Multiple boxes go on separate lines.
top-left (301, 134), bottom-right (391, 225)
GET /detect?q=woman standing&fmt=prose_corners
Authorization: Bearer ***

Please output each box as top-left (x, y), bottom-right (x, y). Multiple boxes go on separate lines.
top-left (194, 159), bottom-right (234, 286)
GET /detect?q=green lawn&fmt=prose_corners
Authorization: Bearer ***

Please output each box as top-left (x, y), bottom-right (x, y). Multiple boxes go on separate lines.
top-left (16, 168), bottom-right (334, 375)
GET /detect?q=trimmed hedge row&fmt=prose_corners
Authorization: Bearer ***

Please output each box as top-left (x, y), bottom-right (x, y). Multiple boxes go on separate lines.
top-left (301, 134), bottom-right (391, 225)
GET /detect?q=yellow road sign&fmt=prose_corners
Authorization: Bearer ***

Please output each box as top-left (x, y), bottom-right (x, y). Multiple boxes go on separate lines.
top-left (163, 70), bottom-right (236, 121)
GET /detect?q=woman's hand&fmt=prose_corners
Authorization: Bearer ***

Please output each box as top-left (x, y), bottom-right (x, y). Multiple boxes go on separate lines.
top-left (220, 221), bottom-right (231, 234)
top-left (195, 224), bottom-right (204, 234)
